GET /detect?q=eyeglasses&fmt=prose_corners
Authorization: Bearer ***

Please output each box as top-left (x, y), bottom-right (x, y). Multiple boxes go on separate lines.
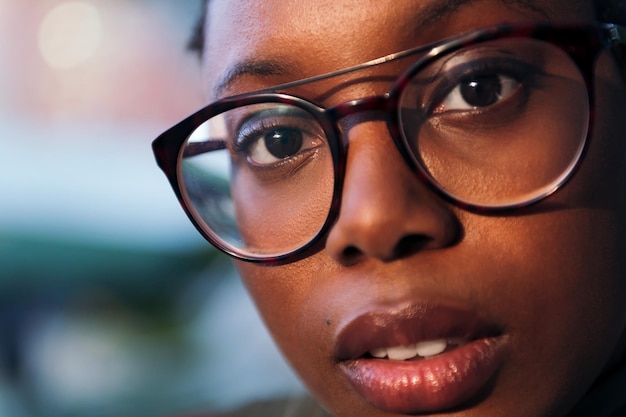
top-left (152, 22), bottom-right (625, 264)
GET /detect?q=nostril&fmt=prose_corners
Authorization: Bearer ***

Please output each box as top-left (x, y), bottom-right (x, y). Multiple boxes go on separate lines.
top-left (342, 246), bottom-right (362, 260)
top-left (393, 235), bottom-right (432, 259)
top-left (338, 235), bottom-right (432, 264)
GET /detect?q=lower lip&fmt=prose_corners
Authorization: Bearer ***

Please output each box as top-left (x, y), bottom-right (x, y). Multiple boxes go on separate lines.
top-left (339, 337), bottom-right (507, 414)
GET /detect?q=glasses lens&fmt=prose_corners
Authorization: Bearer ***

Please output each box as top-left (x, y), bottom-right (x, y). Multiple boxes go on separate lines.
top-left (178, 102), bottom-right (334, 258)
top-left (398, 38), bottom-right (589, 207)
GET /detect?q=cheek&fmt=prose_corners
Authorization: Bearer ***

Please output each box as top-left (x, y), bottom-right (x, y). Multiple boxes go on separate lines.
top-left (237, 258), bottom-right (323, 339)
top-left (462, 50), bottom-right (626, 398)
top-left (455, 206), bottom-right (626, 416)
top-left (235, 258), bottom-right (341, 393)
top-left (472, 211), bottom-right (626, 335)
top-left (490, 52), bottom-right (626, 354)
top-left (231, 158), bottom-right (334, 254)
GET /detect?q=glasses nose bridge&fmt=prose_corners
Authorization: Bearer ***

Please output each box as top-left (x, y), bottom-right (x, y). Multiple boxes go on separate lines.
top-left (326, 93), bottom-right (409, 163)
top-left (327, 94), bottom-right (394, 126)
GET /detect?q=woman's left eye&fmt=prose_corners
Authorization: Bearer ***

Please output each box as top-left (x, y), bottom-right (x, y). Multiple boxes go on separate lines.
top-left (437, 73), bottom-right (521, 112)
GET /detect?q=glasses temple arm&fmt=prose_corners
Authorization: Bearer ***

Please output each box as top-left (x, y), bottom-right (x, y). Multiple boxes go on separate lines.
top-left (182, 140), bottom-right (226, 158)
top-left (224, 23), bottom-right (626, 98)
top-left (253, 40), bottom-right (443, 93)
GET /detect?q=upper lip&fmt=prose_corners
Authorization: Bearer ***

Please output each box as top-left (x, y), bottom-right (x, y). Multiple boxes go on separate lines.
top-left (333, 301), bottom-right (502, 361)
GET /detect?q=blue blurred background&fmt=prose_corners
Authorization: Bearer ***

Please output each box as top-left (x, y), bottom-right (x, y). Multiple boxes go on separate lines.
top-left (0, 1), bottom-right (303, 416)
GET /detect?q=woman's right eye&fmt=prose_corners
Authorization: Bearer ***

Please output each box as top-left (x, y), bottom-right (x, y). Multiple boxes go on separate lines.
top-left (247, 126), bottom-right (307, 164)
top-left (234, 113), bottom-right (325, 167)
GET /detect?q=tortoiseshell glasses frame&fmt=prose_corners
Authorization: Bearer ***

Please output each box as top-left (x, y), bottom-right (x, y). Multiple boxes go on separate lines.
top-left (153, 22), bottom-right (625, 264)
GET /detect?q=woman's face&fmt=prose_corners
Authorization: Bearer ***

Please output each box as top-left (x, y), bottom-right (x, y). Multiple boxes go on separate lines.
top-left (203, 1), bottom-right (626, 416)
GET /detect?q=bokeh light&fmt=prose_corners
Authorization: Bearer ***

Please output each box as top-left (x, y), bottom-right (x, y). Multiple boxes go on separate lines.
top-left (38, 2), bottom-right (103, 70)
top-left (1, 2), bottom-right (303, 416)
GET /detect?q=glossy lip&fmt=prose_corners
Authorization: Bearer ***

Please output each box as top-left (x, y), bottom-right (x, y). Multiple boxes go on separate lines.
top-left (334, 302), bottom-right (508, 414)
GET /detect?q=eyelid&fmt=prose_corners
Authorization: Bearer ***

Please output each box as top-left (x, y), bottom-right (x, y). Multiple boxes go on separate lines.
top-left (424, 57), bottom-right (546, 113)
top-left (234, 110), bottom-right (317, 146)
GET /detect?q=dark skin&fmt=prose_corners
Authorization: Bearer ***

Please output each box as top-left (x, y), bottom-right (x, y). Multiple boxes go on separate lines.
top-left (201, 0), bottom-right (626, 415)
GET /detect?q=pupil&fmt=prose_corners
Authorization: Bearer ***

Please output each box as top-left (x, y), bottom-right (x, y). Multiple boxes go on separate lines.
top-left (265, 128), bottom-right (303, 159)
top-left (460, 75), bottom-right (502, 107)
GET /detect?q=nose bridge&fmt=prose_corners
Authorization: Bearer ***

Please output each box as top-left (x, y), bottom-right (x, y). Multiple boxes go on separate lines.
top-left (324, 110), bottom-right (459, 264)
top-left (328, 92), bottom-right (416, 176)
top-left (340, 120), bottom-right (416, 206)
top-left (328, 93), bottom-right (401, 155)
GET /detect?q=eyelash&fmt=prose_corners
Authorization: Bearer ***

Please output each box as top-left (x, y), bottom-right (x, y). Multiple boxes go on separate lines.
top-left (232, 115), bottom-right (321, 167)
top-left (427, 57), bottom-right (546, 113)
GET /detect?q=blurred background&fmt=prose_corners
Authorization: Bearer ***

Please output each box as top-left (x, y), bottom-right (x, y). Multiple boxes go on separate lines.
top-left (0, 1), bottom-right (303, 416)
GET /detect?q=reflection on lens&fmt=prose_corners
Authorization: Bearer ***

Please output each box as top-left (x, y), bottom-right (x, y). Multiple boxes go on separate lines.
top-left (179, 103), bottom-right (334, 258)
top-left (399, 38), bottom-right (589, 207)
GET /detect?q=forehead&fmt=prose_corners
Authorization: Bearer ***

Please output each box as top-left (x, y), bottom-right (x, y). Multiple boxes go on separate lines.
top-left (203, 0), bottom-right (593, 99)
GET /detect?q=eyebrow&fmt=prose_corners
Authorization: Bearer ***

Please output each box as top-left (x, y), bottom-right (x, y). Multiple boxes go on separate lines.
top-left (211, 0), bottom-right (547, 98)
top-left (213, 59), bottom-right (296, 98)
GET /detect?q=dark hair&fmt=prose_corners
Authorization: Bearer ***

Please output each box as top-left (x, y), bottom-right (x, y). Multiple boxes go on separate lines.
top-left (187, 0), bottom-right (208, 55)
top-left (596, 0), bottom-right (626, 23)
top-left (187, 0), bottom-right (626, 55)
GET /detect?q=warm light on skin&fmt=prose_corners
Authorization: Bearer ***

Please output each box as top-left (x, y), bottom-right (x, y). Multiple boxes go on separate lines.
top-left (201, 0), bottom-right (626, 416)
top-left (38, 1), bottom-right (103, 70)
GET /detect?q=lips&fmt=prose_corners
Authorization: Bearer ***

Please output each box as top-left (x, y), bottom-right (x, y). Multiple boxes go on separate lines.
top-left (334, 302), bottom-right (508, 414)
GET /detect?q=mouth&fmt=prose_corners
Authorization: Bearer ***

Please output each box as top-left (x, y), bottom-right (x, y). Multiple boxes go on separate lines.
top-left (367, 337), bottom-right (469, 360)
top-left (334, 302), bottom-right (508, 414)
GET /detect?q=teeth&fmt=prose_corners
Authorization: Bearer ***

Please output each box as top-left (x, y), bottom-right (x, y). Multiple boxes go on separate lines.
top-left (386, 345), bottom-right (418, 360)
top-left (369, 338), bottom-right (466, 360)
top-left (415, 339), bottom-right (447, 357)
top-left (369, 347), bottom-right (387, 359)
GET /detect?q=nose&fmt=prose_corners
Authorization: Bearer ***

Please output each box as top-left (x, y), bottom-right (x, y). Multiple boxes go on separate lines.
top-left (325, 120), bottom-right (460, 265)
